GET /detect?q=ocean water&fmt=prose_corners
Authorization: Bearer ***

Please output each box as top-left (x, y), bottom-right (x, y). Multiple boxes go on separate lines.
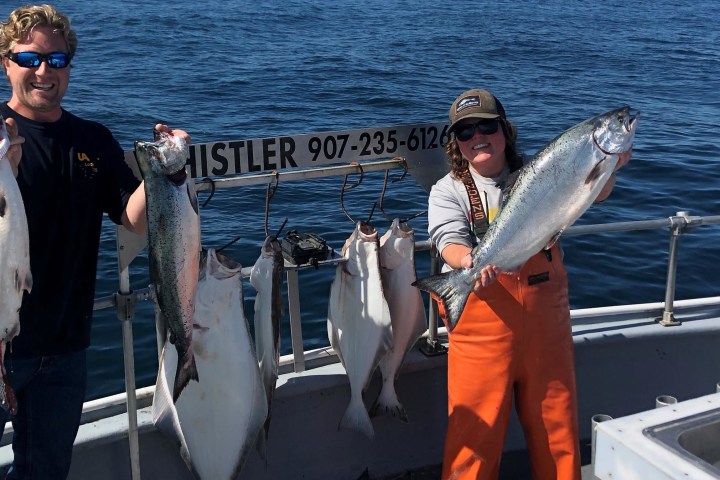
top-left (2, 0), bottom-right (719, 400)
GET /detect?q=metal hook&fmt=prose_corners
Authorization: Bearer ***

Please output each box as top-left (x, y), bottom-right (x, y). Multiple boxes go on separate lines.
top-left (340, 162), bottom-right (365, 224)
top-left (273, 217), bottom-right (288, 241)
top-left (378, 158), bottom-right (426, 223)
top-left (216, 235), bottom-right (241, 253)
top-left (199, 177), bottom-right (216, 208)
top-left (264, 171), bottom-right (280, 238)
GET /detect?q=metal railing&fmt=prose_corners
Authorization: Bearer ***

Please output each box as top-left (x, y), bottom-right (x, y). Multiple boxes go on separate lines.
top-left (98, 209), bottom-right (720, 371)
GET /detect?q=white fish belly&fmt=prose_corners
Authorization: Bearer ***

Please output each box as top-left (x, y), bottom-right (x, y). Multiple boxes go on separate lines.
top-left (249, 245), bottom-right (280, 408)
top-left (0, 148), bottom-right (30, 341)
top-left (378, 227), bottom-right (426, 381)
top-left (327, 226), bottom-right (393, 437)
top-left (153, 250), bottom-right (267, 479)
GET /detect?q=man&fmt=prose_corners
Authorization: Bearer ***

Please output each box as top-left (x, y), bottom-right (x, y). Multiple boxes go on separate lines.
top-left (0, 5), bottom-right (189, 478)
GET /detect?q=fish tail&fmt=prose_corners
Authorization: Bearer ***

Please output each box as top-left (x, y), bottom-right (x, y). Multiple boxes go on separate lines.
top-left (339, 396), bottom-right (375, 440)
top-left (172, 352), bottom-right (199, 403)
top-left (369, 382), bottom-right (409, 423)
top-left (412, 271), bottom-right (472, 332)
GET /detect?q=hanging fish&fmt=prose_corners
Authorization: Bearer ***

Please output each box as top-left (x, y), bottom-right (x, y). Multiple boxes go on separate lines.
top-left (153, 249), bottom-right (267, 479)
top-left (370, 218), bottom-right (426, 422)
top-left (250, 235), bottom-right (284, 455)
top-left (327, 221), bottom-right (393, 440)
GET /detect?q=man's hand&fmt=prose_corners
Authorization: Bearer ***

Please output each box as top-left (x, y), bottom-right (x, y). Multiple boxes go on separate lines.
top-left (5, 118), bottom-right (24, 177)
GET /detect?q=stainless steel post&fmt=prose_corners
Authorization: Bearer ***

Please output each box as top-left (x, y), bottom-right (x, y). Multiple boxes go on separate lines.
top-left (657, 212), bottom-right (686, 326)
top-left (286, 268), bottom-right (306, 372)
top-left (419, 244), bottom-right (447, 357)
top-left (116, 237), bottom-right (141, 480)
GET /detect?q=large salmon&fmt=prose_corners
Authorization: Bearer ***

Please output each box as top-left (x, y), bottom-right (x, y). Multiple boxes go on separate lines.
top-left (327, 221), bottom-right (393, 440)
top-left (371, 218), bottom-right (426, 422)
top-left (153, 249), bottom-right (267, 479)
top-left (414, 106), bottom-right (639, 330)
top-left (0, 116), bottom-right (32, 415)
top-left (135, 133), bottom-right (200, 402)
top-left (249, 235), bottom-right (283, 455)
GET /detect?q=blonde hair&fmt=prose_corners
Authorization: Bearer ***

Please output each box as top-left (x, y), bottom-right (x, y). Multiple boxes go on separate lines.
top-left (1, 4), bottom-right (77, 71)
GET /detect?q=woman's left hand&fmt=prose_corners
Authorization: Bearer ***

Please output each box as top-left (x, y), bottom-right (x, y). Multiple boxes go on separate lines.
top-left (596, 148), bottom-right (633, 203)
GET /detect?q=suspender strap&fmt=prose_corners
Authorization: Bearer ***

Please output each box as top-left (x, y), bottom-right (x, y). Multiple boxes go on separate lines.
top-left (458, 167), bottom-right (489, 237)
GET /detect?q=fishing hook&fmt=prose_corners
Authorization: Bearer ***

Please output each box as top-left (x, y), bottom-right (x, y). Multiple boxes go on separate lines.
top-left (340, 162), bottom-right (364, 224)
top-left (216, 235), bottom-right (241, 253)
top-left (199, 177), bottom-right (216, 208)
top-left (272, 218), bottom-right (288, 242)
top-left (378, 158), bottom-right (426, 223)
top-left (264, 171), bottom-right (280, 238)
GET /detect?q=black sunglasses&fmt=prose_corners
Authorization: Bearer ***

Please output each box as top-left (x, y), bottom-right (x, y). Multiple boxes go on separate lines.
top-left (4, 51), bottom-right (71, 69)
top-left (454, 118), bottom-right (500, 142)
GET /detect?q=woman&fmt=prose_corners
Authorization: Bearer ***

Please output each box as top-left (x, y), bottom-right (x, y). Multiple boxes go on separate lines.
top-left (427, 88), bottom-right (630, 480)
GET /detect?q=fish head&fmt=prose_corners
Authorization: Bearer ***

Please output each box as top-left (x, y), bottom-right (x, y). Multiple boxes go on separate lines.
top-left (134, 133), bottom-right (189, 177)
top-left (592, 106), bottom-right (639, 156)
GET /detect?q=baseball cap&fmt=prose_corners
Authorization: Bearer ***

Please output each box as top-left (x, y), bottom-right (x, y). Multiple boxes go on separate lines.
top-left (448, 89), bottom-right (506, 131)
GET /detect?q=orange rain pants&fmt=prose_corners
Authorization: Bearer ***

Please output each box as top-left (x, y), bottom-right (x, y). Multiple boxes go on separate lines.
top-left (440, 244), bottom-right (580, 480)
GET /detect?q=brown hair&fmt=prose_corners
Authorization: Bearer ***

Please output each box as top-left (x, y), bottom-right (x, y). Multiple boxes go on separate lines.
top-left (0, 4), bottom-right (77, 72)
top-left (446, 119), bottom-right (524, 178)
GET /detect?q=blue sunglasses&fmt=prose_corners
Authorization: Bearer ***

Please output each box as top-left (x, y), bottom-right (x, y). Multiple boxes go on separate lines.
top-left (4, 51), bottom-right (71, 69)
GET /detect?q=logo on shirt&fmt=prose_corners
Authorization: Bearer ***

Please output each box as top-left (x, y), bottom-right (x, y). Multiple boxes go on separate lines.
top-left (75, 152), bottom-right (98, 177)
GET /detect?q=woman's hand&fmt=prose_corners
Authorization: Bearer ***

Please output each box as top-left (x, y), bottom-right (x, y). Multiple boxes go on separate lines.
top-left (474, 264), bottom-right (501, 290)
top-left (596, 148), bottom-right (633, 203)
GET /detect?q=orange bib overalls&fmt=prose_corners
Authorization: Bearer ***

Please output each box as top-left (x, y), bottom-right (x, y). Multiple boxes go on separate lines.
top-left (441, 245), bottom-right (580, 480)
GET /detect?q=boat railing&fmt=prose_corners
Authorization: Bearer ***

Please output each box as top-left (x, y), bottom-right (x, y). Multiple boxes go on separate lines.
top-left (101, 191), bottom-right (720, 375)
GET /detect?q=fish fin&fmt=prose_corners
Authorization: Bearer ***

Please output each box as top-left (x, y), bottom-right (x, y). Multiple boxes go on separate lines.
top-left (24, 271), bottom-right (32, 293)
top-left (544, 230), bottom-right (563, 250)
top-left (412, 270), bottom-right (472, 332)
top-left (585, 159), bottom-right (607, 184)
top-left (172, 353), bottom-right (199, 403)
top-left (369, 386), bottom-right (409, 423)
top-left (339, 397), bottom-right (375, 440)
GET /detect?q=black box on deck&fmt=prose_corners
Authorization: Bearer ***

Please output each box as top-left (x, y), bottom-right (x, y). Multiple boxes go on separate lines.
top-left (281, 230), bottom-right (330, 266)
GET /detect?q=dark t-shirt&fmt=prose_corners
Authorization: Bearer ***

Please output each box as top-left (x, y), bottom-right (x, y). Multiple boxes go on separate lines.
top-left (1, 103), bottom-right (141, 356)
